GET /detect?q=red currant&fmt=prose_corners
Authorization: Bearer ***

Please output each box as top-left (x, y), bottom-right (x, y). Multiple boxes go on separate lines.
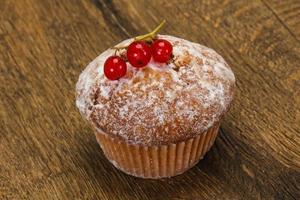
top-left (151, 39), bottom-right (173, 63)
top-left (104, 56), bottom-right (127, 80)
top-left (127, 41), bottom-right (151, 68)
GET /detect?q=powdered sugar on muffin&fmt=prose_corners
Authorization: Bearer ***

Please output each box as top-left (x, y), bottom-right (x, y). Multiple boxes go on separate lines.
top-left (76, 35), bottom-right (235, 145)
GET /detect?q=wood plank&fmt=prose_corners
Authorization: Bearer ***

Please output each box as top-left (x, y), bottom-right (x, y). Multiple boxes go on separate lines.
top-left (262, 0), bottom-right (300, 41)
top-left (0, 0), bottom-right (299, 199)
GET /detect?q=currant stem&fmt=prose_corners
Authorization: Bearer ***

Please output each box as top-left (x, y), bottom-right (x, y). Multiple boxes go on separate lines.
top-left (134, 19), bottom-right (166, 41)
top-left (112, 45), bottom-right (129, 50)
top-left (112, 19), bottom-right (166, 50)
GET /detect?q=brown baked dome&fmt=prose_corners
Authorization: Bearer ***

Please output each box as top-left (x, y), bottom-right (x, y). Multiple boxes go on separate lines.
top-left (76, 35), bottom-right (235, 145)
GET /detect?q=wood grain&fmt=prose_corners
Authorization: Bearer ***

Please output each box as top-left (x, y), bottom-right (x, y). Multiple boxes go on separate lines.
top-left (0, 0), bottom-right (299, 199)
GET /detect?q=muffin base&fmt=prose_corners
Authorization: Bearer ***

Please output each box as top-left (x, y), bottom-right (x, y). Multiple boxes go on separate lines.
top-left (95, 123), bottom-right (220, 179)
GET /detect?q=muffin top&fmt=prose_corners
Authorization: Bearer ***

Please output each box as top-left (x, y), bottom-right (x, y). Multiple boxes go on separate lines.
top-left (76, 35), bottom-right (235, 145)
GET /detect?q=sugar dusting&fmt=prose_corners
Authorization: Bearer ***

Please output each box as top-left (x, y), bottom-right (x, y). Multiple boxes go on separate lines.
top-left (76, 35), bottom-right (235, 145)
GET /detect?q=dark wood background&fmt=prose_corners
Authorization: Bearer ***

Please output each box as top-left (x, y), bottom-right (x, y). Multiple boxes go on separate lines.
top-left (1, 0), bottom-right (299, 199)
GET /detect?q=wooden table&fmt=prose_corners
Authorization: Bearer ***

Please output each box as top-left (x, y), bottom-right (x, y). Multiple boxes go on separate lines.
top-left (1, 0), bottom-right (299, 199)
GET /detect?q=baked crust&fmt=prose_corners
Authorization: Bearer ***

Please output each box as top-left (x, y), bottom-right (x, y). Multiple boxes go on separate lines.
top-left (76, 35), bottom-right (235, 145)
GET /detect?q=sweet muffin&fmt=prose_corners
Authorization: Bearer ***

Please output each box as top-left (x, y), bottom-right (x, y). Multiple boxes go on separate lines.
top-left (76, 32), bottom-right (235, 178)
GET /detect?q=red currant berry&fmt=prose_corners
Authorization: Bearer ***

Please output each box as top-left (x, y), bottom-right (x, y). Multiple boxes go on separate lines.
top-left (104, 56), bottom-right (127, 80)
top-left (127, 41), bottom-right (151, 68)
top-left (151, 39), bottom-right (173, 63)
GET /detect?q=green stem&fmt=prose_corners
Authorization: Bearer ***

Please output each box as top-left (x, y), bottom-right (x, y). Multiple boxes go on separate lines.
top-left (134, 19), bottom-right (166, 41)
top-left (112, 20), bottom-right (166, 50)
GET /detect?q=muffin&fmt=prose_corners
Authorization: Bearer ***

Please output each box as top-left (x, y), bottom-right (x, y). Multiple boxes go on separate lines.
top-left (76, 35), bottom-right (235, 179)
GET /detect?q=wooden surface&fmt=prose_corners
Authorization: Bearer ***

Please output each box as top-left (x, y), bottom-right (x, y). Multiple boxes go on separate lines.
top-left (0, 0), bottom-right (299, 199)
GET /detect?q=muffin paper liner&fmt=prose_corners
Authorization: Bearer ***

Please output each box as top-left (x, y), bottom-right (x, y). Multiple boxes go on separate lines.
top-left (95, 123), bottom-right (220, 179)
